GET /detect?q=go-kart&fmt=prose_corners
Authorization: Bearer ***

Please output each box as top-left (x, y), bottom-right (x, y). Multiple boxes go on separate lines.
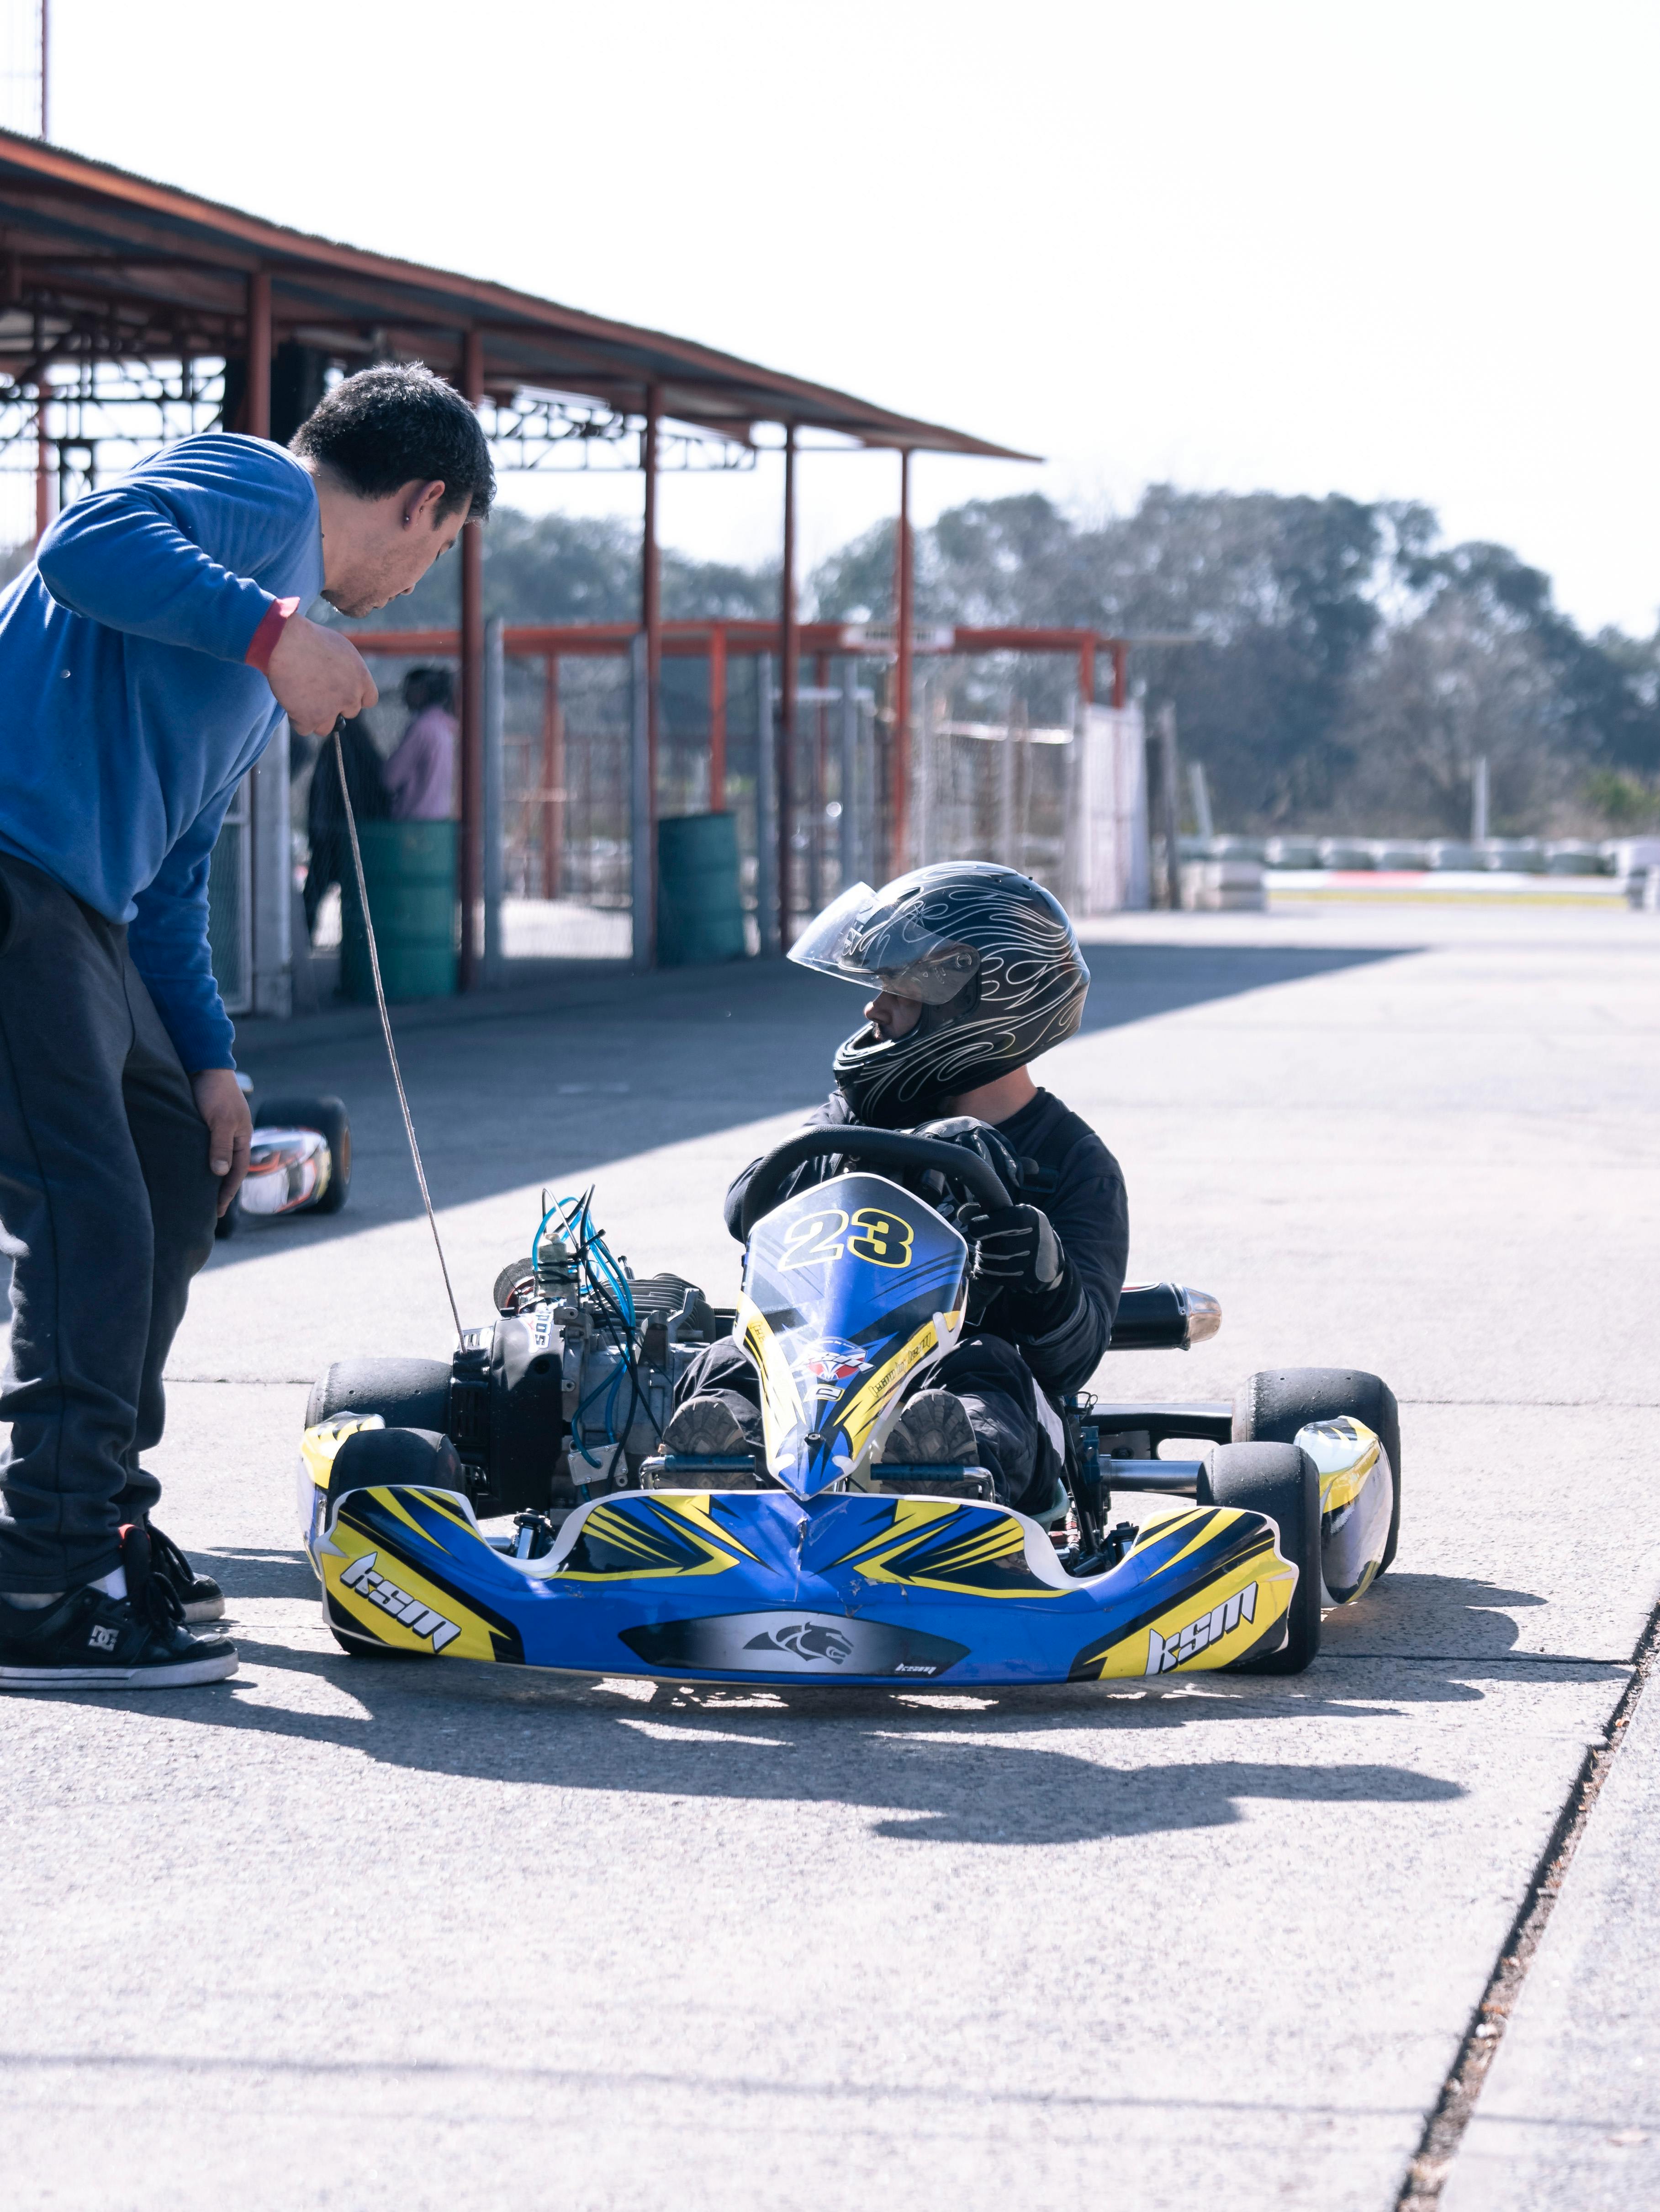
top-left (298, 1130), bottom-right (1399, 1686)
top-left (215, 1091), bottom-right (351, 1238)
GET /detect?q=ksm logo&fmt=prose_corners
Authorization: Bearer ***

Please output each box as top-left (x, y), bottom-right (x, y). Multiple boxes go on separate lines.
top-left (1146, 1583), bottom-right (1258, 1675)
top-left (341, 1551), bottom-right (461, 1650)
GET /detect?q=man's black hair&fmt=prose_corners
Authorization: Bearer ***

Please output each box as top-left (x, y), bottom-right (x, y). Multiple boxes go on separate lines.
top-left (289, 362), bottom-right (495, 522)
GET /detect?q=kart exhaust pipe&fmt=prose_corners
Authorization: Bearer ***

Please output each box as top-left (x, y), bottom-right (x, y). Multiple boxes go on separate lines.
top-left (1101, 1459), bottom-right (1206, 1495)
top-left (1107, 1283), bottom-right (1222, 1352)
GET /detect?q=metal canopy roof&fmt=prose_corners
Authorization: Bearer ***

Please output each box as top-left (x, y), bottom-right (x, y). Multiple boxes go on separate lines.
top-left (0, 129), bottom-right (1033, 460)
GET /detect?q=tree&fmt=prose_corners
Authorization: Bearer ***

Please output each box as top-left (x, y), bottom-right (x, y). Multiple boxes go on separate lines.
top-left (328, 473), bottom-right (1660, 836)
top-left (1335, 596), bottom-right (1567, 835)
top-left (877, 487), bottom-right (1384, 822)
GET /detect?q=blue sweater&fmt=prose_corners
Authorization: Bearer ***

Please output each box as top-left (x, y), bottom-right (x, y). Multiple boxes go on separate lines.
top-left (0, 434), bottom-right (324, 1070)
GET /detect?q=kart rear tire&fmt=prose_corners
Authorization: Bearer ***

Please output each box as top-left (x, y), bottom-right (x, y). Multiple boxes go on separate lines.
top-left (255, 1094), bottom-right (351, 1214)
top-left (307, 1356), bottom-right (452, 1435)
top-left (1202, 1441), bottom-right (1322, 1674)
top-left (1233, 1366), bottom-right (1402, 1577)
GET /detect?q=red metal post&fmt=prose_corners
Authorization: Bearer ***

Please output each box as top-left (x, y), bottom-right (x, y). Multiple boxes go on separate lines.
top-left (1078, 636), bottom-right (1095, 713)
top-left (245, 270), bottom-right (271, 439)
top-left (542, 656), bottom-right (562, 899)
top-left (779, 424), bottom-right (798, 937)
top-left (814, 647), bottom-right (830, 911)
top-left (708, 623), bottom-right (727, 812)
top-left (33, 397), bottom-right (49, 542)
top-left (892, 448), bottom-right (914, 869)
top-left (458, 329), bottom-right (485, 990)
top-left (642, 382), bottom-right (661, 950)
top-left (1111, 640), bottom-right (1128, 711)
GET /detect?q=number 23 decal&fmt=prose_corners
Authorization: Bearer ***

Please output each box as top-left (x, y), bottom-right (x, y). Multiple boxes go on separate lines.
top-left (781, 1206), bottom-right (915, 1270)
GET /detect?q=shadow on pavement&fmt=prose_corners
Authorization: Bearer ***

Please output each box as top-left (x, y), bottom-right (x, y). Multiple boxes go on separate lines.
top-left (210, 943), bottom-right (1414, 1268)
top-left (76, 1627), bottom-right (1469, 1846)
top-left (1319, 1573), bottom-right (1565, 1662)
top-left (61, 1537), bottom-right (1631, 1848)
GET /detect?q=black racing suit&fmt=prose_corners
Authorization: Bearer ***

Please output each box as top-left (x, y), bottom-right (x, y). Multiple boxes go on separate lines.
top-left (677, 1087), bottom-right (1130, 1516)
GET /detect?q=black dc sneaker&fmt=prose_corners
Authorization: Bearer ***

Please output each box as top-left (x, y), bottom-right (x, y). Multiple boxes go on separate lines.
top-left (144, 1521), bottom-right (225, 1623)
top-left (0, 1524), bottom-right (237, 1690)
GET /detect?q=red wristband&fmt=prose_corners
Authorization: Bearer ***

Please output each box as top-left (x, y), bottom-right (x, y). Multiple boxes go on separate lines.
top-left (245, 596), bottom-right (301, 675)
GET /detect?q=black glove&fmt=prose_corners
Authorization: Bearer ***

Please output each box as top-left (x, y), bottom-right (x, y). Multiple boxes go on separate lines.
top-left (955, 1200), bottom-right (1066, 1297)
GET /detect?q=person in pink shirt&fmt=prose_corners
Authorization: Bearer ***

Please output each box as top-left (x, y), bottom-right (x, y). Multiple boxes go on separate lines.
top-left (383, 665), bottom-right (458, 820)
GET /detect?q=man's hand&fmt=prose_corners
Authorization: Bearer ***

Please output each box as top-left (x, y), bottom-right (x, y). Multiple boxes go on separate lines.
top-left (266, 613), bottom-right (378, 737)
top-left (191, 1069), bottom-right (253, 1217)
top-left (955, 1200), bottom-right (1066, 1297)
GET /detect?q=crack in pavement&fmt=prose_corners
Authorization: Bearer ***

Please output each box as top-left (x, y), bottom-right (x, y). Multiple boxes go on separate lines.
top-left (1396, 1586), bottom-right (1660, 2208)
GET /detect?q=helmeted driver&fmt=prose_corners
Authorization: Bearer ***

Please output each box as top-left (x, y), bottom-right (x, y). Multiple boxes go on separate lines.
top-left (667, 861), bottom-right (1130, 1515)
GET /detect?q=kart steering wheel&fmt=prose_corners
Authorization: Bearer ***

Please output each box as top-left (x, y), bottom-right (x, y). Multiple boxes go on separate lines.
top-left (740, 1128), bottom-right (1012, 1241)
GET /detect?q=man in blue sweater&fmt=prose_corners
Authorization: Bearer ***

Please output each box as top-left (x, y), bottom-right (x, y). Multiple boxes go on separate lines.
top-left (0, 363), bottom-right (493, 1690)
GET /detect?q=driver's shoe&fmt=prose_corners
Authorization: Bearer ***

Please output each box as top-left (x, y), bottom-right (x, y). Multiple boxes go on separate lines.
top-left (662, 1392), bottom-right (763, 1459)
top-left (144, 1522), bottom-right (225, 1623)
top-left (0, 1526), bottom-right (238, 1690)
top-left (882, 1389), bottom-right (979, 1469)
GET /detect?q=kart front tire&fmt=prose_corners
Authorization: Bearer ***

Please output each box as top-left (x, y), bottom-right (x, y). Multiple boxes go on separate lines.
top-left (322, 1425), bottom-right (465, 1661)
top-left (256, 1093), bottom-right (351, 1214)
top-left (1202, 1441), bottom-right (1322, 1674)
top-left (1233, 1366), bottom-right (1401, 1576)
top-left (332, 1631), bottom-right (426, 1661)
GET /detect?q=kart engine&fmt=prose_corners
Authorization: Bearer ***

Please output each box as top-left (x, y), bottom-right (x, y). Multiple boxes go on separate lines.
top-left (307, 1204), bottom-right (734, 1529)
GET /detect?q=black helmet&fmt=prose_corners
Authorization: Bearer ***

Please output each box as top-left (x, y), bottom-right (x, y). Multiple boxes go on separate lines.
top-left (788, 862), bottom-right (1090, 1125)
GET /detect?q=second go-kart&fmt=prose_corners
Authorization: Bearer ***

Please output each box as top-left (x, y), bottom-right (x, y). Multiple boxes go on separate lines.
top-left (216, 1088), bottom-right (351, 1238)
top-left (297, 1127), bottom-right (1400, 1689)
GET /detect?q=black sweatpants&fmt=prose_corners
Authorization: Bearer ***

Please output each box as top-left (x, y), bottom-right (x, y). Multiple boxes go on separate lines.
top-left (0, 855), bottom-right (220, 1593)
top-left (677, 1327), bottom-right (1065, 1518)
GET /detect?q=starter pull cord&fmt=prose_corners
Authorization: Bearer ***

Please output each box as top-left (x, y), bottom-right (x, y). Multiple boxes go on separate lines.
top-left (332, 716), bottom-right (465, 1348)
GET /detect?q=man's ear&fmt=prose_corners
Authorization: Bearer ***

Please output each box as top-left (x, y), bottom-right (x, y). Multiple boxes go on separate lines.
top-left (403, 479), bottom-right (449, 528)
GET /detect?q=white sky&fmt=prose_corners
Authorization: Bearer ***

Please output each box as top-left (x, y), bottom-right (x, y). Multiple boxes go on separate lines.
top-left (19, 0), bottom-right (1660, 631)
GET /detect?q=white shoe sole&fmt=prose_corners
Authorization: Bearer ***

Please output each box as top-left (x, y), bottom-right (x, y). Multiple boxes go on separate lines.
top-left (0, 1650), bottom-right (238, 1688)
top-left (182, 1594), bottom-right (226, 1623)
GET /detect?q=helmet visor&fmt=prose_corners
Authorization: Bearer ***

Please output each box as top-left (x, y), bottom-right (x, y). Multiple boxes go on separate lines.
top-left (788, 881), bottom-right (981, 1006)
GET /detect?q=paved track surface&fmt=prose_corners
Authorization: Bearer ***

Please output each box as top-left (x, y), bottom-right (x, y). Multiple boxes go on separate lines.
top-left (4, 904), bottom-right (1658, 2211)
top-left (1441, 1612), bottom-right (1660, 2211)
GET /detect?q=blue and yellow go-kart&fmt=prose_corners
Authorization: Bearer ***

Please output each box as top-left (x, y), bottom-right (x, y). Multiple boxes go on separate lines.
top-left (299, 1130), bottom-right (1400, 1687)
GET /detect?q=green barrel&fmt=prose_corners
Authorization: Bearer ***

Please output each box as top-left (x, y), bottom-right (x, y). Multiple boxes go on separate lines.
top-left (656, 812), bottom-right (747, 967)
top-left (340, 820), bottom-right (458, 1003)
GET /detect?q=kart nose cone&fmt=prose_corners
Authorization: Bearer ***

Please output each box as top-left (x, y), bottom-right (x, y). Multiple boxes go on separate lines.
top-left (777, 1431), bottom-right (851, 1501)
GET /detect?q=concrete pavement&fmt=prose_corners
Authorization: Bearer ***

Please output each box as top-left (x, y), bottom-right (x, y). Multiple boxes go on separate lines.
top-left (1441, 1637), bottom-right (1660, 2211)
top-left (2, 901), bottom-right (1657, 2210)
